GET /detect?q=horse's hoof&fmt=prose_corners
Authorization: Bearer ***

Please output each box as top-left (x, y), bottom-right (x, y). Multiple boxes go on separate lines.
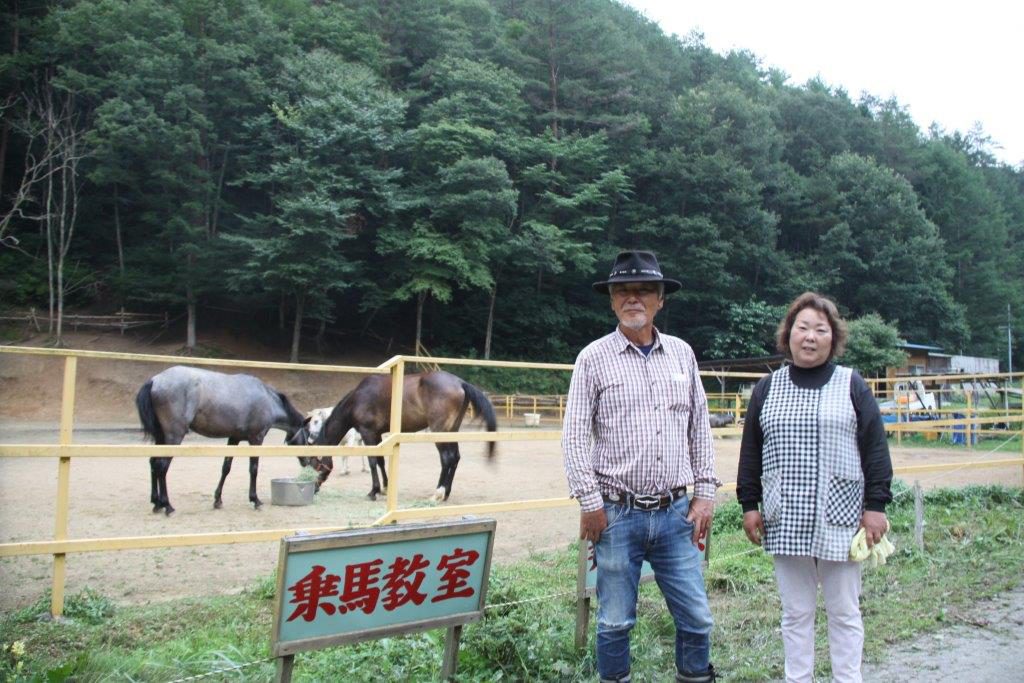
top-left (367, 492), bottom-right (378, 501)
top-left (429, 488), bottom-right (445, 504)
top-left (164, 507), bottom-right (174, 516)
top-left (213, 500), bottom-right (223, 509)
top-left (152, 504), bottom-right (163, 514)
top-left (253, 500), bottom-right (262, 509)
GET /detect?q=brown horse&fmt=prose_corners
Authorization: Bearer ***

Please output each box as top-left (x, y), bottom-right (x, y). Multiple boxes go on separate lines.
top-left (314, 371), bottom-right (498, 501)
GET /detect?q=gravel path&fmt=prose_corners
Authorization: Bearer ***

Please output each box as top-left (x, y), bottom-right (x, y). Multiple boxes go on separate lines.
top-left (861, 583), bottom-right (1024, 682)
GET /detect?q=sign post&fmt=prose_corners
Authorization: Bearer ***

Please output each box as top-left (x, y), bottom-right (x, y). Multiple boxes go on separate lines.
top-left (573, 522), bottom-right (712, 650)
top-left (271, 518), bottom-right (496, 681)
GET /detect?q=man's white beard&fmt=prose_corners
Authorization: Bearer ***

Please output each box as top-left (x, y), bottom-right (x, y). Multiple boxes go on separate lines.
top-left (621, 315), bottom-right (648, 330)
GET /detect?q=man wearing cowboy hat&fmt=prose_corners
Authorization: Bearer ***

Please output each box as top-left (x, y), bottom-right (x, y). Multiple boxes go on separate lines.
top-left (562, 250), bottom-right (720, 683)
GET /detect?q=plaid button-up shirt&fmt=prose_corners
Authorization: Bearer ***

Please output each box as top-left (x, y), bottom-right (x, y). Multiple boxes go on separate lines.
top-left (562, 327), bottom-right (720, 512)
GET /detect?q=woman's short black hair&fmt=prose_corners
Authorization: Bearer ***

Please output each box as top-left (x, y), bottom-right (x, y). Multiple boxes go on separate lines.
top-left (776, 292), bottom-right (848, 360)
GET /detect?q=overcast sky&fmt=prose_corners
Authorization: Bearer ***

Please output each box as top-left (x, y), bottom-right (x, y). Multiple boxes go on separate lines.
top-left (622, 1), bottom-right (1023, 167)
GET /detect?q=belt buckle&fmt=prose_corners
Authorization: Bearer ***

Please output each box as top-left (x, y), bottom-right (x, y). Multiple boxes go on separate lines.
top-left (633, 494), bottom-right (661, 511)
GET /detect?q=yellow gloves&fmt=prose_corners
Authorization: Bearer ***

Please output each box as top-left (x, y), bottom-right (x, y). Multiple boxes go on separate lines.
top-left (849, 521), bottom-right (895, 568)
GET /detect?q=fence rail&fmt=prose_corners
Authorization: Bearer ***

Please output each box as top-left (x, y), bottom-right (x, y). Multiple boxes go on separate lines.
top-left (0, 308), bottom-right (169, 333)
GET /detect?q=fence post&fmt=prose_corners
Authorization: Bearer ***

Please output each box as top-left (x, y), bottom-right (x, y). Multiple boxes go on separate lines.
top-left (559, 395), bottom-right (564, 420)
top-left (895, 395), bottom-right (903, 447)
top-left (385, 360), bottom-right (405, 518)
top-left (275, 655), bottom-right (294, 683)
top-left (52, 355), bottom-right (77, 618)
top-left (702, 519), bottom-right (713, 565)
top-left (965, 390), bottom-right (974, 451)
top-left (440, 624), bottom-right (463, 681)
top-left (913, 481), bottom-right (924, 552)
top-left (574, 542), bottom-right (592, 650)
top-left (734, 394), bottom-right (740, 422)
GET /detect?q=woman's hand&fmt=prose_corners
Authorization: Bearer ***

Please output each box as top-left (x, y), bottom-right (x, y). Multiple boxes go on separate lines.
top-left (742, 510), bottom-right (765, 546)
top-left (860, 510), bottom-right (888, 548)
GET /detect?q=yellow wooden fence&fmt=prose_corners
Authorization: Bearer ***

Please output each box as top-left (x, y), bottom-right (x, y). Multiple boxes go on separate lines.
top-left (1, 346), bottom-right (1022, 617)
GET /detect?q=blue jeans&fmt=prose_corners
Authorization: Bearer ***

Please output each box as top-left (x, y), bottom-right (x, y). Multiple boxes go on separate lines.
top-left (595, 495), bottom-right (713, 680)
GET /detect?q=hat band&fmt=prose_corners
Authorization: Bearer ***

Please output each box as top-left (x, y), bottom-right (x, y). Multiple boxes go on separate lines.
top-left (609, 268), bottom-right (662, 278)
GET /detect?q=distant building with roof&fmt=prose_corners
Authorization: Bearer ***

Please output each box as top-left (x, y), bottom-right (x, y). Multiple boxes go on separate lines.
top-left (891, 342), bottom-right (998, 376)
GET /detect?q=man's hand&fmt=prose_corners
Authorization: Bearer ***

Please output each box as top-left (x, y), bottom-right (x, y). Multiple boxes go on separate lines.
top-left (742, 510), bottom-right (765, 546)
top-left (860, 510), bottom-right (888, 548)
top-left (579, 508), bottom-right (607, 543)
top-left (686, 497), bottom-right (714, 545)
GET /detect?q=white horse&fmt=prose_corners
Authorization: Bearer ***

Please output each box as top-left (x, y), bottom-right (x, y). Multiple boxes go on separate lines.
top-left (303, 407), bottom-right (370, 475)
top-left (305, 405), bottom-right (370, 475)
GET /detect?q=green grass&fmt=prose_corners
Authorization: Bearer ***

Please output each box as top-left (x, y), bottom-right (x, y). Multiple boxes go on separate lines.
top-left (2, 485), bottom-right (1022, 682)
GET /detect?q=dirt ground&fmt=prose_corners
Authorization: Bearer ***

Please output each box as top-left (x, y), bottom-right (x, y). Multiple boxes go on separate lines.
top-left (860, 583), bottom-right (1024, 682)
top-left (1, 331), bottom-right (1022, 613)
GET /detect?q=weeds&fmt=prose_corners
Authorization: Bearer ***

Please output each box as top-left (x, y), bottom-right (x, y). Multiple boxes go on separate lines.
top-left (1, 485), bottom-right (1021, 682)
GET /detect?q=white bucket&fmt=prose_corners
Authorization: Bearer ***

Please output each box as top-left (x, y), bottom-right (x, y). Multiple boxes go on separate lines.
top-left (523, 412), bottom-right (541, 427)
top-left (271, 478), bottom-right (316, 506)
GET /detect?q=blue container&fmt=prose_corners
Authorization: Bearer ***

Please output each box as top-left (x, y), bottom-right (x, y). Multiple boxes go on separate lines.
top-left (950, 412), bottom-right (976, 446)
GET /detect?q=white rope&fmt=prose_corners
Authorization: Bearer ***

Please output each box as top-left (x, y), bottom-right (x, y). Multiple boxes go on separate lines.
top-left (485, 589), bottom-right (577, 610)
top-left (892, 432), bottom-right (1020, 500)
top-left (165, 657), bottom-right (272, 683)
top-left (706, 545), bottom-right (762, 565)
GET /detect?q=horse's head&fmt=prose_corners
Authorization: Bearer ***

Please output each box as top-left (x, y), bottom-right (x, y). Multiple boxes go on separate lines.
top-left (305, 408), bottom-right (331, 444)
top-left (287, 423), bottom-right (311, 447)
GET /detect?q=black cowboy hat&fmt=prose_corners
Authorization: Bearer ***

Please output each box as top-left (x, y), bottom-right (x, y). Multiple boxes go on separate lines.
top-left (592, 250), bottom-right (682, 294)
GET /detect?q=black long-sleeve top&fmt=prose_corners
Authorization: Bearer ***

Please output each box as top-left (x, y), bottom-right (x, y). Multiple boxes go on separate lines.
top-left (736, 362), bottom-right (893, 514)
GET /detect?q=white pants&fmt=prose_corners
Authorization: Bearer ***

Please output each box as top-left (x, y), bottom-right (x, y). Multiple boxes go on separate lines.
top-left (773, 555), bottom-right (864, 683)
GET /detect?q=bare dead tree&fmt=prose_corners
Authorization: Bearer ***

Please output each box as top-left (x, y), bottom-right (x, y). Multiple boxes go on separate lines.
top-left (2, 78), bottom-right (90, 344)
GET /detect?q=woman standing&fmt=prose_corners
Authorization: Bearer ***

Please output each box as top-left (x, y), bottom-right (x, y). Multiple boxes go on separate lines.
top-left (737, 293), bottom-right (893, 683)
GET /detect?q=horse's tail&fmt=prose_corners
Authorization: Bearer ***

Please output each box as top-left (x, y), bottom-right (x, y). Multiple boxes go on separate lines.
top-left (461, 381), bottom-right (498, 459)
top-left (135, 380), bottom-right (165, 444)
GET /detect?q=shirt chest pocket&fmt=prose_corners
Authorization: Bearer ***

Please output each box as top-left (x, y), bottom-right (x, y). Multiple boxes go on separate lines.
top-left (664, 374), bottom-right (691, 413)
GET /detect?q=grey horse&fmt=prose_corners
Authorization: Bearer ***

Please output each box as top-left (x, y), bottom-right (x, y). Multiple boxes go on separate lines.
top-left (135, 365), bottom-right (305, 514)
top-left (708, 412), bottom-right (735, 428)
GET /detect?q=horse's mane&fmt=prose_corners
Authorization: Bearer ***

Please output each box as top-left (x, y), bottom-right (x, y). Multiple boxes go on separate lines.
top-left (320, 388), bottom-right (356, 444)
top-left (276, 391), bottom-right (305, 428)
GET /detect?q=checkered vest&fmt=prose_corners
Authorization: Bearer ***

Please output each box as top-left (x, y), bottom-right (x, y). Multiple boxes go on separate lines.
top-left (759, 365), bottom-right (863, 560)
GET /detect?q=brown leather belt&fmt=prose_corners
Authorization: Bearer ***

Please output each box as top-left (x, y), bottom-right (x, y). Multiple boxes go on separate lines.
top-left (602, 486), bottom-right (687, 511)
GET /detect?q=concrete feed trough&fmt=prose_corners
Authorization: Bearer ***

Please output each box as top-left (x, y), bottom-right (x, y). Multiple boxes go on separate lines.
top-left (271, 478), bottom-right (316, 506)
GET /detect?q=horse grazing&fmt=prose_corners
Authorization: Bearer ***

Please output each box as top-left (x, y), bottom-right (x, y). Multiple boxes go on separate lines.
top-left (289, 407), bottom-right (368, 491)
top-left (315, 371), bottom-right (498, 502)
top-left (135, 365), bottom-right (305, 514)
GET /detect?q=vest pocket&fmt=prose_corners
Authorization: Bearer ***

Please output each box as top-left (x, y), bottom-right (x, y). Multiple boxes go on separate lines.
top-left (825, 476), bottom-right (863, 527)
top-left (761, 471), bottom-right (783, 524)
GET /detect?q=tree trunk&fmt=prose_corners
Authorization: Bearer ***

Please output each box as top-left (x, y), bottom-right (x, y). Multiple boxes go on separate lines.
top-left (290, 292), bottom-right (304, 363)
top-left (45, 152), bottom-right (54, 334)
top-left (210, 146), bottom-right (228, 237)
top-left (55, 159), bottom-right (64, 344)
top-left (415, 291), bottom-right (426, 354)
top-left (0, 0), bottom-right (19, 196)
top-left (279, 294), bottom-right (286, 331)
top-left (546, 0), bottom-right (560, 171)
top-left (484, 283), bottom-right (497, 360)
top-left (186, 278), bottom-right (197, 350)
top-left (113, 183), bottom-right (125, 305)
top-left (316, 318), bottom-right (326, 355)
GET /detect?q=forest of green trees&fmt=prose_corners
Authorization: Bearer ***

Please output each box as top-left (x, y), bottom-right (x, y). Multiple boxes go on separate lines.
top-left (2, 0), bottom-right (1022, 367)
